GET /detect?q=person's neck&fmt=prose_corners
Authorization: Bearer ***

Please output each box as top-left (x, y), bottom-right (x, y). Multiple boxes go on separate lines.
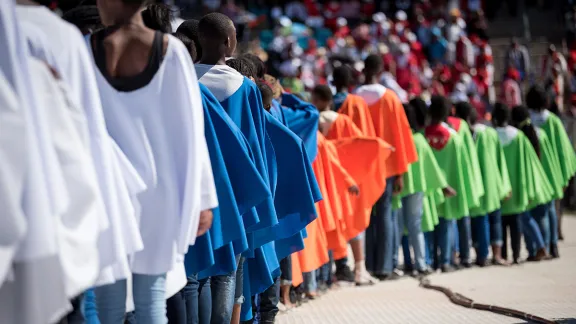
top-left (364, 75), bottom-right (379, 85)
top-left (319, 106), bottom-right (331, 112)
top-left (198, 52), bottom-right (227, 65)
top-left (104, 7), bottom-right (145, 28)
top-left (335, 86), bottom-right (348, 93)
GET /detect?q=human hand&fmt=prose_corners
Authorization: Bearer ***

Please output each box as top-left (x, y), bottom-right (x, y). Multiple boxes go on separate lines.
top-left (197, 209), bottom-right (213, 237)
top-left (348, 185), bottom-right (360, 196)
top-left (442, 186), bottom-right (457, 198)
top-left (393, 177), bottom-right (404, 195)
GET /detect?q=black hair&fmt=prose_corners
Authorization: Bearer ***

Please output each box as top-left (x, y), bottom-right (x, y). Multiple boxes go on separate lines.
top-left (363, 54), bottom-right (383, 75)
top-left (173, 32), bottom-right (197, 61)
top-left (409, 97), bottom-right (428, 129)
top-left (491, 102), bottom-right (510, 127)
top-left (403, 103), bottom-right (419, 130)
top-left (525, 85), bottom-right (547, 111)
top-left (198, 12), bottom-right (234, 43)
top-left (141, 3), bottom-right (173, 33)
top-left (226, 58), bottom-right (256, 79)
top-left (511, 105), bottom-right (541, 157)
top-left (62, 5), bottom-right (103, 35)
top-left (241, 53), bottom-right (266, 79)
top-left (469, 107), bottom-right (478, 125)
top-left (311, 84), bottom-right (334, 102)
top-left (332, 65), bottom-right (353, 90)
top-left (176, 19), bottom-right (201, 60)
top-left (257, 81), bottom-right (273, 110)
top-left (454, 101), bottom-right (473, 124)
top-left (428, 95), bottom-right (450, 123)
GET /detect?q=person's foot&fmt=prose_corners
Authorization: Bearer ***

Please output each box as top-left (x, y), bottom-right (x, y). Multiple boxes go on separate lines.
top-left (475, 259), bottom-right (490, 267)
top-left (377, 269), bottom-right (404, 281)
top-left (305, 292), bottom-right (318, 300)
top-left (492, 257), bottom-right (510, 266)
top-left (318, 282), bottom-right (329, 295)
top-left (460, 261), bottom-right (473, 269)
top-left (354, 267), bottom-right (378, 286)
top-left (512, 258), bottom-right (521, 265)
top-left (335, 265), bottom-right (355, 283)
top-left (551, 244), bottom-right (560, 259)
top-left (534, 248), bottom-right (549, 261)
top-left (441, 264), bottom-right (456, 273)
top-left (417, 268), bottom-right (435, 276)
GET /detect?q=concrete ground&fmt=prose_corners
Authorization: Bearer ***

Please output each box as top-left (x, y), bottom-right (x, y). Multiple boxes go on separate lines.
top-left (277, 215), bottom-right (576, 324)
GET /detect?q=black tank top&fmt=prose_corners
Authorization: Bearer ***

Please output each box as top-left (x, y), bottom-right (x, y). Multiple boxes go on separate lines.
top-left (92, 28), bottom-right (164, 92)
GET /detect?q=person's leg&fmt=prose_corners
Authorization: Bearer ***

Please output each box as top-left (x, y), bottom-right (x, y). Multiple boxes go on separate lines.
top-left (501, 215), bottom-right (510, 261)
top-left (334, 255), bottom-right (354, 282)
top-left (279, 257), bottom-right (294, 308)
top-left (530, 204), bottom-right (551, 253)
top-left (255, 278), bottom-right (280, 324)
top-left (231, 257), bottom-right (246, 324)
top-left (471, 215), bottom-right (490, 265)
top-left (489, 210), bottom-right (508, 265)
top-left (132, 273), bottom-right (168, 324)
top-left (548, 201), bottom-right (560, 257)
top-left (456, 216), bottom-right (472, 266)
top-left (520, 212), bottom-right (547, 260)
top-left (509, 214), bottom-right (523, 263)
top-left (64, 293), bottom-right (86, 324)
top-left (437, 217), bottom-right (455, 272)
top-left (401, 235), bottom-right (413, 271)
top-left (302, 271), bottom-right (317, 297)
top-left (395, 205), bottom-right (407, 270)
top-left (210, 270), bottom-right (237, 324)
top-left (183, 275), bottom-right (201, 324)
top-left (167, 291), bottom-right (187, 324)
top-left (423, 231), bottom-right (435, 268)
top-left (369, 176), bottom-right (396, 276)
top-left (94, 279), bottom-right (127, 323)
top-left (85, 289), bottom-right (100, 324)
top-left (383, 197), bottom-right (400, 277)
top-left (198, 278), bottom-right (211, 324)
top-left (403, 193), bottom-right (427, 272)
top-left (350, 232), bottom-right (377, 285)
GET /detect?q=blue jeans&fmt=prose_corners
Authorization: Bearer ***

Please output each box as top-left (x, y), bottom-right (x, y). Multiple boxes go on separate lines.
top-left (396, 193), bottom-right (427, 271)
top-left (94, 273), bottom-right (167, 324)
top-left (235, 257), bottom-right (246, 305)
top-left (521, 212), bottom-right (546, 256)
top-left (401, 235), bottom-right (412, 269)
top-left (302, 271), bottom-right (317, 293)
top-left (456, 217), bottom-right (472, 264)
top-left (424, 231), bottom-right (435, 267)
top-left (530, 204), bottom-right (552, 253)
top-left (471, 215), bottom-right (490, 262)
top-left (547, 201), bottom-right (559, 245)
top-left (488, 210), bottom-right (503, 246)
top-left (210, 271), bottom-right (237, 324)
top-left (433, 218), bottom-right (454, 267)
top-left (183, 275), bottom-right (211, 324)
top-left (253, 278), bottom-right (280, 323)
top-left (366, 176), bottom-right (398, 275)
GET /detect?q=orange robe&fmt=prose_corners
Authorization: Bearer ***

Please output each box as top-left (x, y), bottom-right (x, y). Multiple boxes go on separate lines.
top-left (325, 114), bottom-right (393, 239)
top-left (361, 88), bottom-right (418, 177)
top-left (336, 93), bottom-right (377, 137)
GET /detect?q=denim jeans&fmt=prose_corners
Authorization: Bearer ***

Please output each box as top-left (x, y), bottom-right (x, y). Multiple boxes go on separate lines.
top-left (183, 275), bottom-right (211, 324)
top-left (94, 273), bottom-right (167, 324)
top-left (471, 215), bottom-right (490, 261)
top-left (167, 290), bottom-right (187, 324)
top-left (279, 257), bottom-right (292, 285)
top-left (433, 218), bottom-right (454, 267)
top-left (235, 257), bottom-right (246, 305)
top-left (401, 235), bottom-right (412, 269)
top-left (210, 271), bottom-right (238, 324)
top-left (395, 192), bottom-right (427, 271)
top-left (456, 216), bottom-right (472, 264)
top-left (366, 176), bottom-right (398, 275)
top-left (547, 201), bottom-right (559, 245)
top-left (488, 209), bottom-right (503, 246)
top-left (423, 231), bottom-right (435, 267)
top-left (302, 271), bottom-right (317, 293)
top-left (253, 278), bottom-right (280, 324)
top-left (521, 212), bottom-right (546, 256)
top-left (58, 293), bottom-right (86, 324)
top-left (529, 204), bottom-right (552, 253)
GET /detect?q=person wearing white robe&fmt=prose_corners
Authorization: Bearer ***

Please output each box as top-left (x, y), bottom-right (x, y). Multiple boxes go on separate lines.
top-left (88, 0), bottom-right (217, 323)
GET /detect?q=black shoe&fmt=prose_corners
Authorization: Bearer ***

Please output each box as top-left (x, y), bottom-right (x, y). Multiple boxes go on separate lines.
top-left (441, 264), bottom-right (456, 273)
top-left (376, 272), bottom-right (401, 281)
top-left (417, 268), bottom-right (434, 276)
top-left (551, 244), bottom-right (560, 259)
top-left (461, 261), bottom-right (473, 269)
top-left (475, 259), bottom-right (490, 267)
top-left (526, 256), bottom-right (539, 262)
top-left (335, 265), bottom-right (355, 283)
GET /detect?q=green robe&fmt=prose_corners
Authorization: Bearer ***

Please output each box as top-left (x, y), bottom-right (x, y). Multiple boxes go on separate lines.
top-left (450, 118), bottom-right (485, 209)
top-left (496, 126), bottom-right (554, 215)
top-left (531, 110), bottom-right (576, 187)
top-left (537, 128), bottom-right (565, 201)
top-left (393, 132), bottom-right (448, 232)
top-left (469, 124), bottom-right (511, 217)
top-left (426, 123), bottom-right (474, 220)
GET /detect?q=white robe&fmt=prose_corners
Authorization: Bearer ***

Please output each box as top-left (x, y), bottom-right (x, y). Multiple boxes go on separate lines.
top-left (90, 34), bottom-right (217, 276)
top-left (17, 5), bottom-right (145, 284)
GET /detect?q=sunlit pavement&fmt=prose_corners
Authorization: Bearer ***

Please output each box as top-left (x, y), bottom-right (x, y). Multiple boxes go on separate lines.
top-left (277, 215), bottom-right (576, 324)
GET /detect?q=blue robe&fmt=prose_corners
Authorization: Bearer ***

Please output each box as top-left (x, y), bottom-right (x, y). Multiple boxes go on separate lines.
top-left (277, 93), bottom-right (319, 161)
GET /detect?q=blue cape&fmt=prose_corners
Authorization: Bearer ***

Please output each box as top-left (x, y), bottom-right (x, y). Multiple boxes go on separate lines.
top-left (278, 93), bottom-right (319, 161)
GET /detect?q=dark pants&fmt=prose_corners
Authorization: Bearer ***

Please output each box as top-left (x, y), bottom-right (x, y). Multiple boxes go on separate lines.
top-left (456, 217), bottom-right (472, 264)
top-left (58, 294), bottom-right (86, 324)
top-left (246, 278), bottom-right (280, 324)
top-left (280, 257), bottom-right (292, 285)
top-left (167, 290), bottom-right (187, 324)
top-left (501, 214), bottom-right (522, 262)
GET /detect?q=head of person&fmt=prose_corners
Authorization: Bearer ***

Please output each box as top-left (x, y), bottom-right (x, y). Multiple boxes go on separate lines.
top-left (511, 105), bottom-right (541, 156)
top-left (454, 101), bottom-right (473, 124)
top-left (62, 5), bottom-right (104, 35)
top-left (173, 32), bottom-right (197, 61)
top-left (428, 95), bottom-right (450, 124)
top-left (198, 13), bottom-right (237, 62)
top-left (491, 102), bottom-right (510, 127)
top-left (510, 37), bottom-right (519, 49)
top-left (363, 54), bottom-right (383, 80)
top-left (332, 65), bottom-right (353, 92)
top-left (257, 81), bottom-right (274, 111)
top-left (141, 3), bottom-right (173, 33)
top-left (226, 57), bottom-right (256, 81)
top-left (469, 106), bottom-right (478, 125)
top-left (311, 84), bottom-right (334, 111)
top-left (97, 0), bottom-right (152, 26)
top-left (409, 97), bottom-right (429, 129)
top-left (176, 19), bottom-right (202, 61)
top-left (241, 53), bottom-right (266, 80)
top-left (403, 103), bottom-right (419, 131)
top-left (525, 85), bottom-right (547, 112)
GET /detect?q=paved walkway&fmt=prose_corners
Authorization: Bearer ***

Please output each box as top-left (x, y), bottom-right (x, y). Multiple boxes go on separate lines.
top-left (277, 215), bottom-right (576, 324)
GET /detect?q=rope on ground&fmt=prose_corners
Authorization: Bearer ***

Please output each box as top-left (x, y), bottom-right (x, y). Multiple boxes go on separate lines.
top-left (419, 277), bottom-right (558, 324)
